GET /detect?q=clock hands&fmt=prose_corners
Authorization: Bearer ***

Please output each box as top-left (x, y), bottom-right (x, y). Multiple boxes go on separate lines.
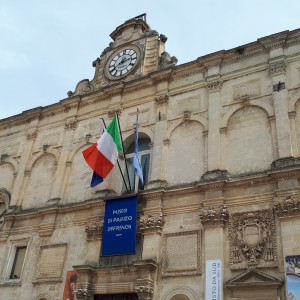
top-left (115, 56), bottom-right (130, 68)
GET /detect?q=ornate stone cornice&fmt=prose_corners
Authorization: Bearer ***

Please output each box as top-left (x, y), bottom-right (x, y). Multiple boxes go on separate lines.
top-left (85, 221), bottom-right (103, 241)
top-left (140, 215), bottom-right (164, 234)
top-left (199, 204), bottom-right (229, 227)
top-left (274, 193), bottom-right (300, 218)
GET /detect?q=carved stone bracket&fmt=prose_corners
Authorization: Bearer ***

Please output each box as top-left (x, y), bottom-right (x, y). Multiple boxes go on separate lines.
top-left (135, 283), bottom-right (154, 300)
top-left (140, 215), bottom-right (164, 234)
top-left (229, 210), bottom-right (277, 270)
top-left (274, 193), bottom-right (300, 217)
top-left (199, 204), bottom-right (229, 227)
top-left (269, 60), bottom-right (286, 76)
top-left (240, 94), bottom-right (250, 106)
top-left (206, 79), bottom-right (223, 93)
top-left (155, 94), bottom-right (169, 105)
top-left (85, 221), bottom-right (103, 241)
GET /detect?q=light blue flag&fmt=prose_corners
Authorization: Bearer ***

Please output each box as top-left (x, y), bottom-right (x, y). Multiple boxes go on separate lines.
top-left (133, 111), bottom-right (144, 185)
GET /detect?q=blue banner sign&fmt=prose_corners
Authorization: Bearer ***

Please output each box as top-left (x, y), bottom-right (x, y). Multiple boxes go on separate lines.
top-left (102, 195), bottom-right (137, 256)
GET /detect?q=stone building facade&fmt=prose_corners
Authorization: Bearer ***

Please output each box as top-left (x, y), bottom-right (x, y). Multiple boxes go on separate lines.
top-left (0, 15), bottom-right (300, 300)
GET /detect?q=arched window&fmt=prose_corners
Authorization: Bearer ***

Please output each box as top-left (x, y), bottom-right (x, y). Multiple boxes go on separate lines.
top-left (124, 137), bottom-right (151, 191)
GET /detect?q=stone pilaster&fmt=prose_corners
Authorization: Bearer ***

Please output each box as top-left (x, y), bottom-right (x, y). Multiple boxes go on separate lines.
top-left (140, 215), bottom-right (164, 260)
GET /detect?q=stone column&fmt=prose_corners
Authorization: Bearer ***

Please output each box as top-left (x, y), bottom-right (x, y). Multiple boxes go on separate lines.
top-left (269, 58), bottom-right (293, 159)
top-left (12, 130), bottom-right (37, 207)
top-left (200, 203), bottom-right (229, 297)
top-left (50, 118), bottom-right (77, 200)
top-left (140, 215), bottom-right (164, 261)
top-left (289, 111), bottom-right (298, 157)
top-left (206, 78), bottom-right (223, 171)
top-left (85, 220), bottom-right (103, 264)
top-left (147, 94), bottom-right (169, 189)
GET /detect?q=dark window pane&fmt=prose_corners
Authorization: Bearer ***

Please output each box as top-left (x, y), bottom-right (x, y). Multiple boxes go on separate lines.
top-left (10, 246), bottom-right (27, 279)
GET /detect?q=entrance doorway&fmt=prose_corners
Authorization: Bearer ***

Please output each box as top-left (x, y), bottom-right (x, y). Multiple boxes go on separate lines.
top-left (94, 294), bottom-right (138, 300)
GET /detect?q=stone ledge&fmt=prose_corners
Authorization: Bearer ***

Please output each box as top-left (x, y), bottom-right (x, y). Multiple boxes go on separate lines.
top-left (201, 169), bottom-right (229, 181)
top-left (271, 157), bottom-right (300, 170)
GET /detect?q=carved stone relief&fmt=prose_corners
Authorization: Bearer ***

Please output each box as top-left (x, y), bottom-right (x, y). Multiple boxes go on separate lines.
top-left (85, 221), bottom-right (103, 241)
top-left (199, 204), bottom-right (229, 227)
top-left (140, 215), bottom-right (164, 234)
top-left (229, 210), bottom-right (277, 269)
top-left (274, 193), bottom-right (300, 217)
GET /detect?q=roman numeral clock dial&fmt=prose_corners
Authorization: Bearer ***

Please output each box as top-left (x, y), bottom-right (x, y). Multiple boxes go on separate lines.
top-left (105, 46), bottom-right (140, 80)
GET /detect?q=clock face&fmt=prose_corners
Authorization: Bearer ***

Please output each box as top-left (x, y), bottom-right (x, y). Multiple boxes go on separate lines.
top-left (108, 48), bottom-right (138, 77)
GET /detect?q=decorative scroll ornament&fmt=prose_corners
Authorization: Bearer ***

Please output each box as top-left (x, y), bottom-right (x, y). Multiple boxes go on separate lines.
top-left (140, 215), bottom-right (164, 233)
top-left (274, 194), bottom-right (300, 217)
top-left (199, 204), bottom-right (229, 227)
top-left (26, 130), bottom-right (38, 140)
top-left (85, 221), bottom-right (103, 241)
top-left (229, 210), bottom-right (277, 270)
top-left (135, 284), bottom-right (154, 300)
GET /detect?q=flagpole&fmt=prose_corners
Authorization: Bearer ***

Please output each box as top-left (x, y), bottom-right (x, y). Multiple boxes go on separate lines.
top-left (100, 118), bottom-right (129, 192)
top-left (115, 114), bottom-right (132, 192)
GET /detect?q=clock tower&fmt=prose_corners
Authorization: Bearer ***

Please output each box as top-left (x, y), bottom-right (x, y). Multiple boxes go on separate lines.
top-left (69, 14), bottom-right (177, 96)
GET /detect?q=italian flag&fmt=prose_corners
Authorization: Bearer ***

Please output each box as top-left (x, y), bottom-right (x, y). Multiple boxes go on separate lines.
top-left (83, 116), bottom-right (122, 179)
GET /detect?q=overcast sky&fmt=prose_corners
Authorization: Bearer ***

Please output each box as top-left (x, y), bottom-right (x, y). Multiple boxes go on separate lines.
top-left (1, 0), bottom-right (299, 120)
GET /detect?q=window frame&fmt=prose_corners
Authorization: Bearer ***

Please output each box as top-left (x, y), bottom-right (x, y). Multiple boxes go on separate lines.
top-left (4, 238), bottom-right (30, 283)
top-left (124, 138), bottom-right (151, 192)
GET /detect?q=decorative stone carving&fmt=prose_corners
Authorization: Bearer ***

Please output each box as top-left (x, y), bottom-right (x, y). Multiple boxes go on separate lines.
top-left (135, 284), bottom-right (154, 300)
top-left (229, 210), bottom-right (277, 270)
top-left (274, 194), bottom-right (300, 217)
top-left (240, 94), bottom-right (250, 106)
top-left (26, 131), bottom-right (38, 140)
top-left (24, 170), bottom-right (31, 177)
top-left (206, 79), bottom-right (223, 93)
top-left (0, 154), bottom-right (9, 163)
top-left (183, 111), bottom-right (191, 121)
top-left (201, 170), bottom-right (229, 182)
top-left (107, 108), bottom-right (122, 118)
top-left (155, 94), bottom-right (169, 105)
top-left (75, 287), bottom-right (92, 300)
top-left (269, 60), bottom-right (286, 76)
top-left (199, 204), bottom-right (229, 227)
top-left (158, 51), bottom-right (178, 69)
top-left (85, 221), bottom-right (103, 241)
top-left (271, 157), bottom-right (300, 170)
top-left (140, 215), bottom-right (164, 234)
top-left (64, 120), bottom-right (77, 131)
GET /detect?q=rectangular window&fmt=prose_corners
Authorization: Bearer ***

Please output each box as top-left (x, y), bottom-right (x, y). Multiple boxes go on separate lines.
top-left (10, 246), bottom-right (27, 279)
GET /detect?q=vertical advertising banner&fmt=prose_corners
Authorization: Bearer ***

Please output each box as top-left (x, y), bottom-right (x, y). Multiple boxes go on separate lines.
top-left (102, 195), bottom-right (137, 256)
top-left (62, 270), bottom-right (78, 300)
top-left (205, 260), bottom-right (222, 300)
top-left (285, 255), bottom-right (300, 300)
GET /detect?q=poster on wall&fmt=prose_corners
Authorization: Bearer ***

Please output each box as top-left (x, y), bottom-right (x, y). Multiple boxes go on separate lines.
top-left (286, 255), bottom-right (300, 300)
top-left (62, 270), bottom-right (78, 300)
top-left (205, 259), bottom-right (222, 300)
top-left (102, 194), bottom-right (137, 256)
